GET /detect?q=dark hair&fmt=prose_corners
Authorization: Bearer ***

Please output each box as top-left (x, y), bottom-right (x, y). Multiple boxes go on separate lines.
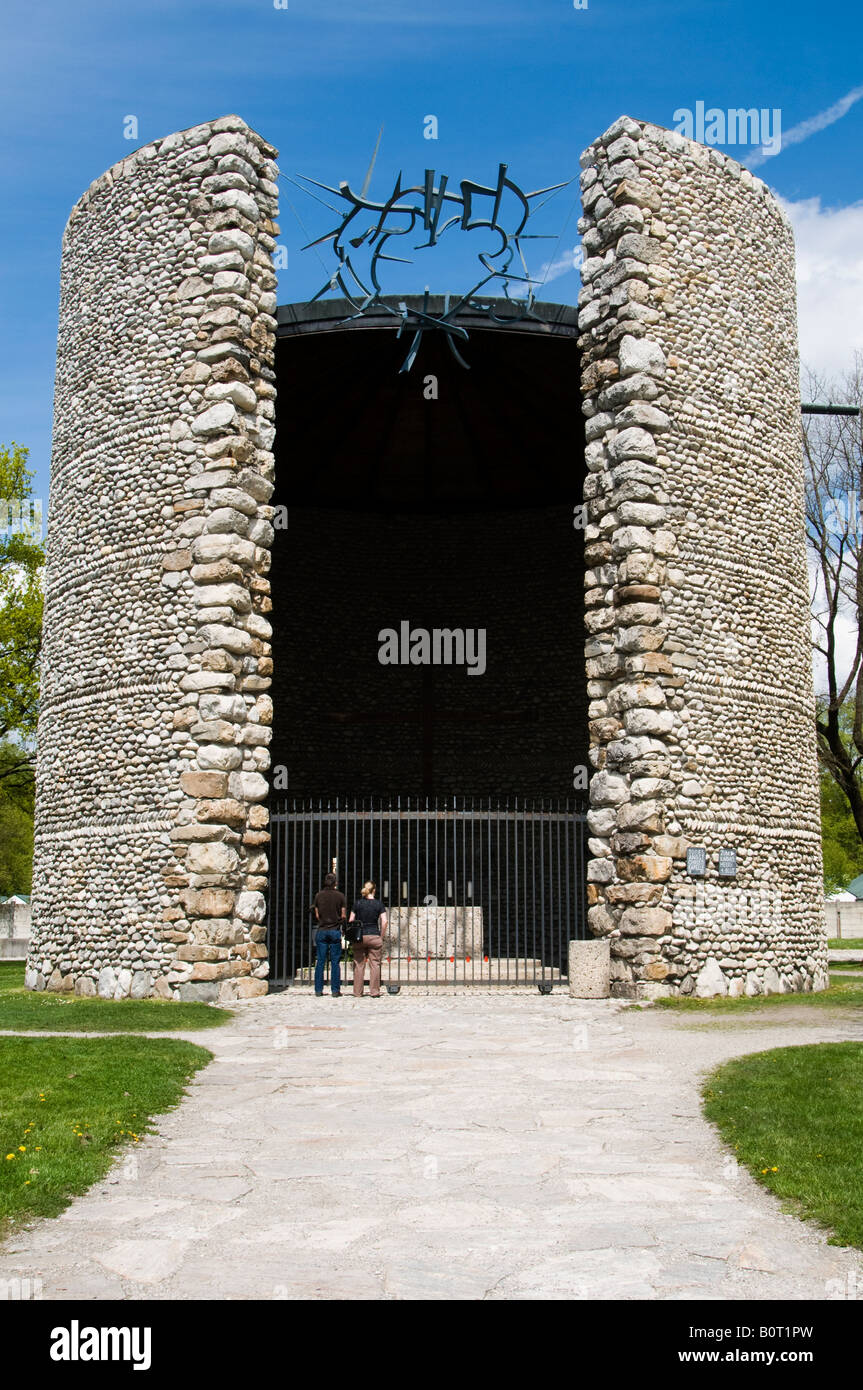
top-left (323, 873), bottom-right (337, 888)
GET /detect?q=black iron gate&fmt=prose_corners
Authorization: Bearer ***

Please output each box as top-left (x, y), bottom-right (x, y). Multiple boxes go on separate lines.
top-left (266, 798), bottom-right (588, 988)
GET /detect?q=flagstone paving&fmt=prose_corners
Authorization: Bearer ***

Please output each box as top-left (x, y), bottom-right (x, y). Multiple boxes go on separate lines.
top-left (2, 992), bottom-right (862, 1300)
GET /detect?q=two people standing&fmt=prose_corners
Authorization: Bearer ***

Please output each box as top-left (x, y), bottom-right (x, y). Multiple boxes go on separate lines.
top-left (312, 874), bottom-right (388, 998)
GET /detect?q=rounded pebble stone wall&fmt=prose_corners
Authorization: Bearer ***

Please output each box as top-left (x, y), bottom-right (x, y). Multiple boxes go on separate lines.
top-left (28, 113), bottom-right (828, 1000)
top-left (28, 116), bottom-right (279, 1002)
top-left (578, 116), bottom-right (828, 999)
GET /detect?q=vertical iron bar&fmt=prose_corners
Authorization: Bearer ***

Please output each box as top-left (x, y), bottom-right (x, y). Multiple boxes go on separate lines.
top-left (425, 796), bottom-right (430, 986)
top-left (325, 798), bottom-right (331, 987)
top-left (501, 799), bottom-right (507, 986)
top-left (388, 798), bottom-right (394, 990)
top-left (579, 806), bottom-right (587, 940)
top-left (276, 802), bottom-right (284, 987)
top-left (301, 801), bottom-right (309, 985)
top-left (443, 799), bottom-right (449, 983)
top-left (470, 796), bottom-right (477, 983)
top-left (511, 800), bottom-right (516, 984)
top-left (423, 800), bottom-right (428, 982)
top-left (300, 800), bottom-right (305, 984)
top-left (462, 800), bottom-right (466, 984)
top-left (452, 797), bottom-right (459, 984)
top-left (556, 799), bottom-right (563, 982)
top-left (565, 798), bottom-right (573, 966)
top-left (354, 795), bottom-right (359, 947)
top-left (530, 800), bottom-right (536, 986)
top-left (487, 796), bottom-right (493, 984)
top-left (385, 799), bottom-right (391, 989)
top-left (268, 802), bottom-right (277, 986)
top-left (396, 795), bottom-right (402, 985)
top-left (572, 807), bottom-right (579, 945)
top-left (284, 803), bottom-right (290, 988)
top-left (524, 799), bottom-right (531, 985)
top-left (434, 797), bottom-right (439, 985)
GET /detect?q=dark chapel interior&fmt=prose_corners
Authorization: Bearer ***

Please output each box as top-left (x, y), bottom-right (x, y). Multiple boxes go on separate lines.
top-left (268, 297), bottom-right (589, 803)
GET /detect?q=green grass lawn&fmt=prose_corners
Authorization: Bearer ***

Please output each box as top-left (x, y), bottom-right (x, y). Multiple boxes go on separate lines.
top-left (0, 961), bottom-right (233, 1032)
top-left (0, 1035), bottom-right (212, 1236)
top-left (656, 975), bottom-right (863, 1013)
top-left (703, 1042), bottom-right (863, 1249)
top-left (828, 938), bottom-right (863, 951)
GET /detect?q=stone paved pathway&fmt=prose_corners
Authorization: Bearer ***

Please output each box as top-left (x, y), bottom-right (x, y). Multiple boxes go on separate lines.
top-left (2, 992), bottom-right (862, 1300)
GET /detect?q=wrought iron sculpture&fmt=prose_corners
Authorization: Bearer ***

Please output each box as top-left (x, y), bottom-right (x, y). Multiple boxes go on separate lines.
top-left (292, 164), bottom-right (569, 372)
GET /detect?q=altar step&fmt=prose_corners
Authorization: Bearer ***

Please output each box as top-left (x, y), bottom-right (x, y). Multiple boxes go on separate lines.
top-left (294, 957), bottom-right (564, 985)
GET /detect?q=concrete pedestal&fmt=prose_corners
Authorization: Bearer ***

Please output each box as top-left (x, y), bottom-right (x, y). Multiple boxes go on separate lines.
top-left (568, 938), bottom-right (610, 998)
top-left (0, 900), bottom-right (31, 959)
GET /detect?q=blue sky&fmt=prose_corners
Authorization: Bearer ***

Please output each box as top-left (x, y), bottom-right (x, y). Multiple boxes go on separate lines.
top-left (2, 0), bottom-right (863, 504)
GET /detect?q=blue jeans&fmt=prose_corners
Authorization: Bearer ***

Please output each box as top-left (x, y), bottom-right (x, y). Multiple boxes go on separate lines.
top-left (314, 928), bottom-right (342, 995)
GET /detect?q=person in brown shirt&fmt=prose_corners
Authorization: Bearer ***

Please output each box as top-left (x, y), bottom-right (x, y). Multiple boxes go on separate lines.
top-left (312, 873), bottom-right (346, 997)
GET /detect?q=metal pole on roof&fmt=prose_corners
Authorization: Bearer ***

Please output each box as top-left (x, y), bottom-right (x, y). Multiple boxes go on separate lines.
top-left (801, 402), bottom-right (862, 418)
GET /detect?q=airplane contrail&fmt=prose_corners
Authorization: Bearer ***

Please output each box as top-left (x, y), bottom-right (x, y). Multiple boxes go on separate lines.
top-left (748, 82), bottom-right (863, 167)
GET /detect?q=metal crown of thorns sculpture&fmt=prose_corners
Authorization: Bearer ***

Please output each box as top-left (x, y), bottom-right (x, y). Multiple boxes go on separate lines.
top-left (293, 163), bottom-right (570, 372)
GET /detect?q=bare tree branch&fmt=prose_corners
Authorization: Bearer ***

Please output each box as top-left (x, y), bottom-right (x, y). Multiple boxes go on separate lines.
top-left (805, 355), bottom-right (863, 845)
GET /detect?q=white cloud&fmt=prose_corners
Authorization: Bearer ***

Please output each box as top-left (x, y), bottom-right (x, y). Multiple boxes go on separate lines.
top-left (779, 195), bottom-right (863, 381)
top-left (748, 83), bottom-right (863, 168)
top-left (534, 244), bottom-right (582, 288)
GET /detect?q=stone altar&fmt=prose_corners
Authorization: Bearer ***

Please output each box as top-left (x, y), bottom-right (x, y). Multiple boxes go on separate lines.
top-left (386, 906), bottom-right (484, 959)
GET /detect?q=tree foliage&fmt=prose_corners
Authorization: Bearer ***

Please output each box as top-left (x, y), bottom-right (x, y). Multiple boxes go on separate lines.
top-left (0, 742), bottom-right (33, 895)
top-left (0, 442), bottom-right (41, 894)
top-left (820, 767), bottom-right (863, 896)
top-left (0, 442), bottom-right (43, 778)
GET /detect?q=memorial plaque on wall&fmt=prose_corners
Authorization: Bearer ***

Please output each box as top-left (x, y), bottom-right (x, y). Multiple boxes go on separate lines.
top-left (718, 848), bottom-right (738, 878)
top-left (686, 846), bottom-right (707, 878)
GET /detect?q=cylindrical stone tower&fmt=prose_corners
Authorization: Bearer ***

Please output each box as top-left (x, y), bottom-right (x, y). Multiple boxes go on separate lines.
top-left (28, 116), bottom-right (279, 1001)
top-left (29, 112), bottom-right (827, 1000)
top-left (578, 116), bottom-right (828, 998)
